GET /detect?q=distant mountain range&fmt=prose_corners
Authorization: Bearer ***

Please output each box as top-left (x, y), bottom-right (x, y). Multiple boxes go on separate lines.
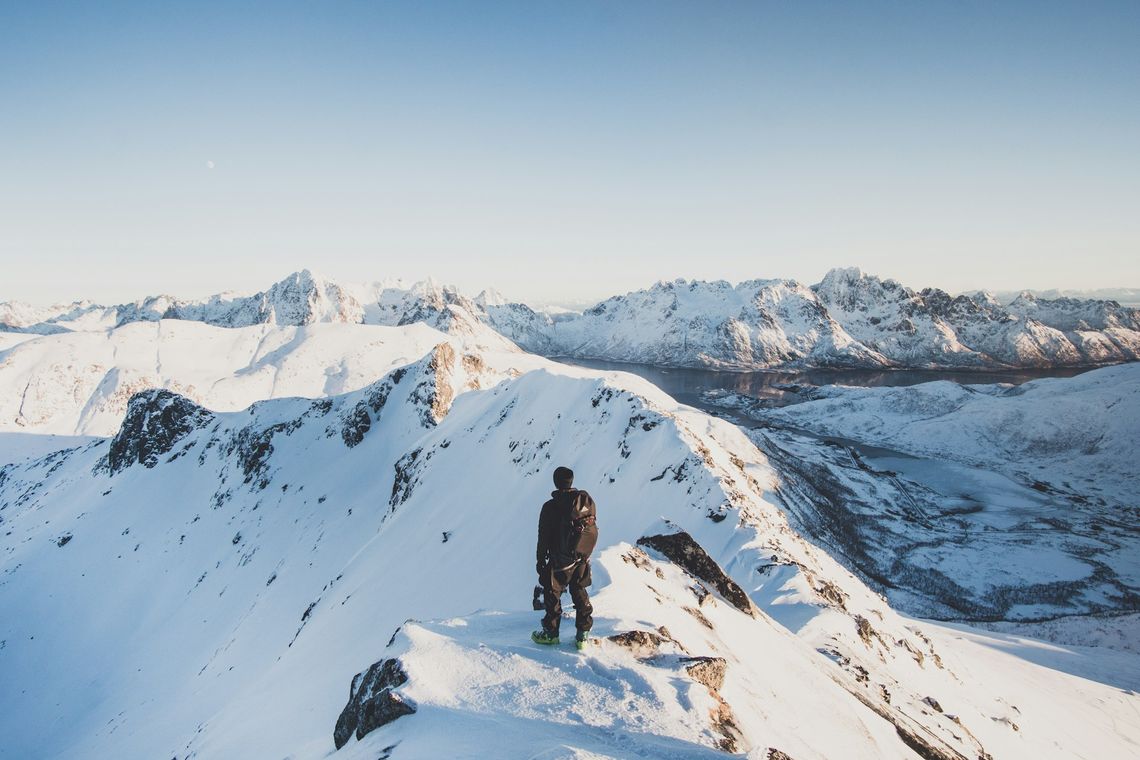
top-left (987, 287), bottom-right (1140, 307)
top-left (4, 268), bottom-right (1139, 370)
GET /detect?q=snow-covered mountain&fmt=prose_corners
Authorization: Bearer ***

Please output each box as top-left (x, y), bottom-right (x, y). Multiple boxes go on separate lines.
top-left (0, 316), bottom-right (518, 440)
top-left (987, 287), bottom-right (1140, 308)
top-left (490, 268), bottom-right (1140, 370)
top-left (8, 268), bottom-right (1138, 371)
top-left (2, 332), bottom-right (1136, 758)
top-left (0, 271), bottom-right (380, 333)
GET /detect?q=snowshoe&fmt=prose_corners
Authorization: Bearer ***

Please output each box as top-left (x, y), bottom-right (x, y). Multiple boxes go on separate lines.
top-left (531, 629), bottom-right (560, 646)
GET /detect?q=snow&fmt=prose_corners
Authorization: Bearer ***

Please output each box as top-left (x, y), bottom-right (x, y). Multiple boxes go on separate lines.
top-left (0, 318), bottom-right (520, 437)
top-left (1, 276), bottom-right (1138, 759)
top-left (763, 363), bottom-right (1140, 499)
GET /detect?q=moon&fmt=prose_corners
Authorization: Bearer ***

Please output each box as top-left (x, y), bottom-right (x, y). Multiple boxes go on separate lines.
top-left (205, 160), bottom-right (216, 170)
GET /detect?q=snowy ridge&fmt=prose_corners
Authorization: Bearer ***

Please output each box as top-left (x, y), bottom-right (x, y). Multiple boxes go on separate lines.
top-left (0, 317), bottom-right (519, 440)
top-left (1, 336), bottom-right (1135, 758)
top-left (0, 270), bottom-right (369, 332)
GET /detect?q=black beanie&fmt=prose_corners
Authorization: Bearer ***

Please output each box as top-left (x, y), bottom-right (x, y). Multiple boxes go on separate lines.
top-left (553, 466), bottom-right (574, 489)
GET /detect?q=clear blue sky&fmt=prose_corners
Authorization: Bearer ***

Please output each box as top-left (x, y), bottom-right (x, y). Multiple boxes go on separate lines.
top-left (2, 1), bottom-right (1138, 305)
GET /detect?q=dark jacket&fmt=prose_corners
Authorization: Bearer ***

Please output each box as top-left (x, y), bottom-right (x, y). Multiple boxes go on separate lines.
top-left (537, 487), bottom-right (596, 569)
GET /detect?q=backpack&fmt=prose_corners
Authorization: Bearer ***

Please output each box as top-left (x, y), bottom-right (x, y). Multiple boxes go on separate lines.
top-left (552, 490), bottom-right (599, 571)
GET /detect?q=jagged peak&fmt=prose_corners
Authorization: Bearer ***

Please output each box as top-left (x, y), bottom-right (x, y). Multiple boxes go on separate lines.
top-left (473, 287), bottom-right (509, 308)
top-left (816, 266), bottom-right (866, 287)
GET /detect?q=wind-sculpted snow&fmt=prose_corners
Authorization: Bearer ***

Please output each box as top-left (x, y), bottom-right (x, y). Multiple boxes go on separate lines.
top-left (2, 339), bottom-right (1135, 758)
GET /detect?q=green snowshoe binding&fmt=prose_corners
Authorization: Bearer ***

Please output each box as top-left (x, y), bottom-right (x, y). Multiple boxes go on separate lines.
top-left (531, 629), bottom-right (560, 646)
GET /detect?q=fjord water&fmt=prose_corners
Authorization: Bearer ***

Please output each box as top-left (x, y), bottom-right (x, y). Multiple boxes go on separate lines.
top-left (556, 357), bottom-right (1097, 410)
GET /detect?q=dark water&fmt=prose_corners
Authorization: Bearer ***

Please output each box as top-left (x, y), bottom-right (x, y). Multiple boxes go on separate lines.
top-left (554, 357), bottom-right (1100, 410)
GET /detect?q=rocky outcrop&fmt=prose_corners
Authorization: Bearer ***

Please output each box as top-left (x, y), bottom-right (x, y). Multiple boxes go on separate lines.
top-left (607, 628), bottom-right (683, 658)
top-left (680, 656), bottom-right (727, 692)
top-left (333, 658), bottom-right (415, 750)
top-left (608, 628), bottom-right (742, 753)
top-left (106, 390), bottom-right (214, 474)
top-left (637, 531), bottom-right (758, 616)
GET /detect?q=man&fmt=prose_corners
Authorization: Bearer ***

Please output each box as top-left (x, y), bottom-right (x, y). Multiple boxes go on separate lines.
top-left (532, 465), bottom-right (598, 650)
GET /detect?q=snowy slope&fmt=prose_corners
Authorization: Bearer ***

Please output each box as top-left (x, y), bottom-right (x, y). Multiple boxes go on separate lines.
top-left (694, 363), bottom-right (1140, 624)
top-left (2, 340), bottom-right (1136, 758)
top-left (761, 362), bottom-right (1140, 499)
top-left (0, 313), bottom-right (519, 439)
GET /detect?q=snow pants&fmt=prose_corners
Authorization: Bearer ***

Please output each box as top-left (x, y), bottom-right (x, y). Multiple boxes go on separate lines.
top-left (541, 559), bottom-right (593, 635)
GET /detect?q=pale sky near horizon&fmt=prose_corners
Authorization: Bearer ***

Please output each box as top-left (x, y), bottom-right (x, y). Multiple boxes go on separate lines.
top-left (2, 1), bottom-right (1138, 306)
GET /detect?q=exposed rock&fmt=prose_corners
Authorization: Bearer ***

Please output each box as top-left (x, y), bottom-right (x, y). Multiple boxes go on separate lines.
top-left (814, 579), bottom-right (848, 611)
top-left (680, 656), bottom-right (727, 692)
top-left (854, 615), bottom-right (883, 649)
top-left (339, 403), bottom-right (371, 448)
top-left (106, 390), bottom-right (214, 474)
top-left (226, 419), bottom-right (301, 489)
top-left (637, 531), bottom-right (757, 616)
top-left (710, 698), bottom-right (743, 753)
top-left (621, 546), bottom-right (652, 570)
top-left (607, 629), bottom-right (670, 659)
top-left (390, 448), bottom-right (424, 509)
top-left (767, 750), bottom-right (795, 760)
top-left (333, 658), bottom-right (415, 750)
top-left (683, 605), bottom-right (714, 630)
top-left (897, 638), bottom-right (926, 667)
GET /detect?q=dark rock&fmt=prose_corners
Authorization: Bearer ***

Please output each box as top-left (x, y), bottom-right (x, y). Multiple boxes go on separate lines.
top-left (637, 531), bottom-right (757, 616)
top-left (390, 448), bottom-right (423, 508)
top-left (107, 390), bottom-right (214, 474)
top-left (922, 696), bottom-right (943, 713)
top-left (768, 750), bottom-right (795, 760)
top-left (340, 403), bottom-right (371, 447)
top-left (56, 533), bottom-right (72, 547)
top-left (227, 419), bottom-right (301, 488)
top-left (333, 658), bottom-right (415, 750)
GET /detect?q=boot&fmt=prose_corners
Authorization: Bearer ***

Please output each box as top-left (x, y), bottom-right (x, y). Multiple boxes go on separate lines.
top-left (575, 630), bottom-right (591, 651)
top-left (531, 629), bottom-right (560, 646)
